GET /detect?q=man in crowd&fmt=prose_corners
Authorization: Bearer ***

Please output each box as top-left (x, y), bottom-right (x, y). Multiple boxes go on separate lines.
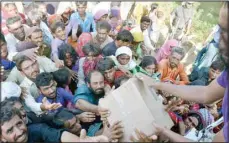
top-left (130, 16), bottom-right (154, 54)
top-left (1, 3), bottom-right (26, 35)
top-left (158, 47), bottom-right (189, 85)
top-left (70, 1), bottom-right (96, 32)
top-left (16, 26), bottom-right (51, 58)
top-left (97, 58), bottom-right (125, 88)
top-left (102, 30), bottom-right (134, 56)
top-left (189, 59), bottom-right (225, 85)
top-left (6, 55), bottom-right (60, 114)
top-left (74, 70), bottom-right (106, 115)
top-left (170, 2), bottom-right (194, 40)
top-left (0, 97), bottom-right (108, 142)
top-left (91, 21), bottom-right (113, 49)
top-left (5, 16), bottom-right (29, 55)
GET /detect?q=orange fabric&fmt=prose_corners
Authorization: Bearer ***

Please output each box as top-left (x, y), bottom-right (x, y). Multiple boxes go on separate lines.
top-left (158, 59), bottom-right (189, 85)
top-left (67, 37), bottom-right (78, 52)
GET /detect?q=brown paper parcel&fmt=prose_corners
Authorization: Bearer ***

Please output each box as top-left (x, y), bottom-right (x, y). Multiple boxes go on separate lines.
top-left (99, 73), bottom-right (174, 142)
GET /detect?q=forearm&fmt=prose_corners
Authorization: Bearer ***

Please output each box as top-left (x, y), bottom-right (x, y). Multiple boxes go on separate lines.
top-left (76, 99), bottom-right (99, 114)
top-left (154, 82), bottom-right (208, 104)
top-left (161, 128), bottom-right (194, 142)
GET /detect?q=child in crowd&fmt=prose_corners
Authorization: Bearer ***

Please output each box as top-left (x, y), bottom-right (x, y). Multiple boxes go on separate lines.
top-left (50, 21), bottom-right (67, 67)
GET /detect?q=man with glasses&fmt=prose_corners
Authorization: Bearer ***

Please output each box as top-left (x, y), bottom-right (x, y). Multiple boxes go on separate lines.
top-left (6, 55), bottom-right (60, 115)
top-left (170, 2), bottom-right (194, 40)
top-left (102, 30), bottom-right (134, 56)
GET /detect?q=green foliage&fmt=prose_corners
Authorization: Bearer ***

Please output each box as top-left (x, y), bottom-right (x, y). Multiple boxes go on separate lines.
top-left (157, 2), bottom-right (221, 43)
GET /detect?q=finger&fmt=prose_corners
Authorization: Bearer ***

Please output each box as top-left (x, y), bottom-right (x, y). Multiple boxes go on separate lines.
top-left (135, 129), bottom-right (142, 140)
top-left (86, 114), bottom-right (96, 118)
top-left (80, 129), bottom-right (87, 139)
top-left (112, 128), bottom-right (123, 136)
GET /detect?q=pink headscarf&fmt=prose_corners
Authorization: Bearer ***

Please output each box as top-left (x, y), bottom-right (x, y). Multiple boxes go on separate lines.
top-left (77, 33), bottom-right (92, 57)
top-left (156, 39), bottom-right (178, 63)
top-left (94, 9), bottom-right (109, 22)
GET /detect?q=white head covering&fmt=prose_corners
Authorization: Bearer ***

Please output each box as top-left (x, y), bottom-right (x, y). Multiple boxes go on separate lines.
top-left (115, 46), bottom-right (133, 57)
top-left (1, 82), bottom-right (21, 102)
top-left (111, 46), bottom-right (136, 70)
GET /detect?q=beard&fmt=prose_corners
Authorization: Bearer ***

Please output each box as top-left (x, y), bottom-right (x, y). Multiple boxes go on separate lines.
top-left (14, 32), bottom-right (25, 41)
top-left (91, 88), bottom-right (105, 98)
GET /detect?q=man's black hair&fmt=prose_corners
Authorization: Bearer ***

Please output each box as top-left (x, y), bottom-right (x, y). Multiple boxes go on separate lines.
top-left (35, 72), bottom-right (54, 88)
top-left (96, 58), bottom-right (115, 74)
top-left (116, 30), bottom-right (134, 43)
top-left (52, 68), bottom-right (70, 88)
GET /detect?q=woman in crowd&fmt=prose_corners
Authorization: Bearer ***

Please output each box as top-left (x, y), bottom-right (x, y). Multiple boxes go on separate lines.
top-left (155, 39), bottom-right (179, 63)
top-left (138, 56), bottom-right (161, 81)
top-left (77, 42), bottom-right (102, 86)
top-left (110, 46), bottom-right (138, 74)
top-left (76, 33), bottom-right (93, 57)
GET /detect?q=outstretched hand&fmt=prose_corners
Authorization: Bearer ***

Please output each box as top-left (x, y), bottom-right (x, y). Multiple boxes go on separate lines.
top-left (42, 97), bottom-right (62, 111)
top-left (79, 129), bottom-right (109, 142)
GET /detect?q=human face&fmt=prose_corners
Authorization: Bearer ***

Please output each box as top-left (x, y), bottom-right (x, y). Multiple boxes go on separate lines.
top-left (169, 52), bottom-right (183, 68)
top-left (13, 102), bottom-right (27, 124)
top-left (38, 4), bottom-right (47, 15)
top-left (209, 68), bottom-right (221, 80)
top-left (104, 67), bottom-right (116, 83)
top-left (144, 64), bottom-right (156, 75)
top-left (5, 4), bottom-right (18, 16)
top-left (96, 28), bottom-right (108, 43)
top-left (39, 80), bottom-right (57, 99)
top-left (88, 72), bottom-right (105, 96)
top-left (1, 42), bottom-right (8, 59)
top-left (20, 60), bottom-right (40, 80)
top-left (30, 31), bottom-right (43, 47)
top-left (8, 21), bottom-right (25, 41)
top-left (77, 4), bottom-right (86, 15)
top-left (65, 117), bottom-right (82, 135)
top-left (140, 21), bottom-right (150, 31)
top-left (100, 14), bottom-right (108, 21)
top-left (65, 53), bottom-right (73, 67)
top-left (86, 52), bottom-right (97, 61)
top-left (184, 116), bottom-right (198, 130)
top-left (54, 27), bottom-right (66, 40)
top-left (218, 5), bottom-right (228, 67)
top-left (1, 115), bottom-right (28, 142)
top-left (117, 54), bottom-right (130, 65)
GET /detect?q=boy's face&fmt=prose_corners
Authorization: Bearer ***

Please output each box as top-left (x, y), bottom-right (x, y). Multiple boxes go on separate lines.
top-left (30, 31), bottom-right (43, 47)
top-left (209, 68), bottom-right (221, 80)
top-left (77, 4), bottom-right (87, 15)
top-left (39, 80), bottom-right (57, 99)
top-left (65, 52), bottom-right (73, 67)
top-left (54, 27), bottom-right (66, 40)
top-left (1, 42), bottom-right (8, 59)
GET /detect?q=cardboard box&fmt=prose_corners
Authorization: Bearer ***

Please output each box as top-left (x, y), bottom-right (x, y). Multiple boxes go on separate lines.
top-left (99, 73), bottom-right (174, 142)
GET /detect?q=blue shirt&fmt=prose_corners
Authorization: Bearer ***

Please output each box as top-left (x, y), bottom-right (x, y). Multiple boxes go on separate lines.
top-left (74, 84), bottom-right (99, 105)
top-left (1, 59), bottom-right (16, 70)
top-left (70, 12), bottom-right (96, 32)
top-left (36, 87), bottom-right (74, 107)
top-left (102, 41), bottom-right (117, 56)
top-left (28, 123), bottom-right (65, 143)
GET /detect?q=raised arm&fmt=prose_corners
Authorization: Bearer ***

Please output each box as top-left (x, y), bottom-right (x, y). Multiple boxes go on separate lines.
top-left (138, 76), bottom-right (225, 104)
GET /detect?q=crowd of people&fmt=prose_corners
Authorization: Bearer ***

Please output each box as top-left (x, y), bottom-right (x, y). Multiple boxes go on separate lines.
top-left (0, 1), bottom-right (228, 142)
